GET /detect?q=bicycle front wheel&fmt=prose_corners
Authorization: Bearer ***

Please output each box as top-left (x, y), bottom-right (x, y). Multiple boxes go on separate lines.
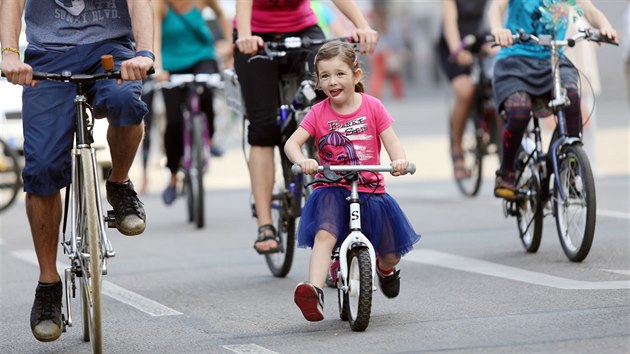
top-left (185, 114), bottom-right (206, 228)
top-left (0, 138), bottom-right (21, 212)
top-left (451, 114), bottom-right (483, 197)
top-left (344, 247), bottom-right (372, 332)
top-left (76, 150), bottom-right (103, 351)
top-left (553, 144), bottom-right (596, 262)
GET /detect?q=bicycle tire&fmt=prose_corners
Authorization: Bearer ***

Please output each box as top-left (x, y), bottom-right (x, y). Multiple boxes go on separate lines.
top-left (553, 144), bottom-right (596, 262)
top-left (190, 115), bottom-right (206, 228)
top-left (0, 138), bottom-right (21, 212)
top-left (265, 149), bottom-right (296, 277)
top-left (344, 247), bottom-right (372, 332)
top-left (514, 146), bottom-right (543, 253)
top-left (451, 114), bottom-right (483, 197)
top-left (77, 150), bottom-right (103, 352)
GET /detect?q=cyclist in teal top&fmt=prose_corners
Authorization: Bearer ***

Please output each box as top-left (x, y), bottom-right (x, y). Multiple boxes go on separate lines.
top-left (152, 0), bottom-right (232, 205)
top-left (488, 0), bottom-right (616, 200)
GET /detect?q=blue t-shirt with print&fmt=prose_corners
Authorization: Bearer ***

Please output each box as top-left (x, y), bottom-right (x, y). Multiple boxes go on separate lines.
top-left (25, 0), bottom-right (133, 50)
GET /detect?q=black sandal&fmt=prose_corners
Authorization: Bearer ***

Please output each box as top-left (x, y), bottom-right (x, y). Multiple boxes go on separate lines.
top-left (253, 224), bottom-right (281, 254)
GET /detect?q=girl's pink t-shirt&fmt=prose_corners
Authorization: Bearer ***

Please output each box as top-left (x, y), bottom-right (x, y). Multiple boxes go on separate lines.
top-left (301, 93), bottom-right (394, 194)
top-left (235, 0), bottom-right (318, 34)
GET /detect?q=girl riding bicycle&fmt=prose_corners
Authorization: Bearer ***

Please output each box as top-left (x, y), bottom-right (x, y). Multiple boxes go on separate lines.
top-left (284, 41), bottom-right (420, 322)
top-left (488, 0), bottom-right (617, 201)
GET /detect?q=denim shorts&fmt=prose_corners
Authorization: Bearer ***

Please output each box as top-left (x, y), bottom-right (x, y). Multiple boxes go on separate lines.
top-left (22, 39), bottom-right (148, 195)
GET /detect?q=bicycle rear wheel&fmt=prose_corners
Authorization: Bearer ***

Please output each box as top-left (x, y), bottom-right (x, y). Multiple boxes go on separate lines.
top-left (514, 146), bottom-right (543, 253)
top-left (344, 247), bottom-right (372, 331)
top-left (265, 148), bottom-right (296, 277)
top-left (76, 150), bottom-right (103, 352)
top-left (0, 138), bottom-right (21, 212)
top-left (553, 144), bottom-right (596, 262)
top-left (451, 114), bottom-right (483, 197)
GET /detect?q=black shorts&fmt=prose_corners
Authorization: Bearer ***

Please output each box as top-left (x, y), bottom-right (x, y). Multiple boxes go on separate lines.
top-left (233, 25), bottom-right (325, 147)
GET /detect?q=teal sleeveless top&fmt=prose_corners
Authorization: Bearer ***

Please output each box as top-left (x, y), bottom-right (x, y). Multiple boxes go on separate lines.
top-left (496, 0), bottom-right (571, 60)
top-left (162, 7), bottom-right (215, 71)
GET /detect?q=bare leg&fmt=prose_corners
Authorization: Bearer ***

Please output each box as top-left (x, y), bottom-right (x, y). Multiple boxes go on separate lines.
top-left (26, 193), bottom-right (62, 283)
top-left (309, 230), bottom-right (337, 289)
top-left (107, 124), bottom-right (144, 183)
top-left (377, 253), bottom-right (400, 272)
top-left (450, 75), bottom-right (475, 156)
top-left (249, 145), bottom-right (278, 252)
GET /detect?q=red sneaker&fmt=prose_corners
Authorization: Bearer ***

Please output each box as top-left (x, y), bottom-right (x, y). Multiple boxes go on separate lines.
top-left (294, 282), bottom-right (324, 321)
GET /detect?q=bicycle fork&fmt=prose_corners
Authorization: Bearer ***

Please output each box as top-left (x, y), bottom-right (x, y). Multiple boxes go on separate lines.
top-left (337, 180), bottom-right (377, 293)
top-left (61, 147), bottom-right (116, 329)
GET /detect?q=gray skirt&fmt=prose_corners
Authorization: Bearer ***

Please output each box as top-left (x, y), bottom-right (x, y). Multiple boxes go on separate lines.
top-left (492, 55), bottom-right (579, 111)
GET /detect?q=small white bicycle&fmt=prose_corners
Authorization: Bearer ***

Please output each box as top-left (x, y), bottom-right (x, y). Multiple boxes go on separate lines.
top-left (293, 163), bottom-right (416, 331)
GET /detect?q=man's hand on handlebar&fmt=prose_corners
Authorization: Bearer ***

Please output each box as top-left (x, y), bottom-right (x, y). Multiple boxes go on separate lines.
top-left (1, 55), bottom-right (35, 86)
top-left (120, 56), bottom-right (153, 82)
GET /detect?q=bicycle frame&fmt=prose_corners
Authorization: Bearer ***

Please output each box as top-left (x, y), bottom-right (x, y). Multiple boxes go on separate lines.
top-left (60, 74), bottom-right (116, 329)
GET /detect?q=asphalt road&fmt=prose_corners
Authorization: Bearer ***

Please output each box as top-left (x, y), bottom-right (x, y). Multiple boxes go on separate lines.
top-left (1, 89), bottom-right (628, 353)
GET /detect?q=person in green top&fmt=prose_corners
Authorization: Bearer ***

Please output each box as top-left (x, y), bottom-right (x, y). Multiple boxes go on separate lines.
top-left (152, 0), bottom-right (232, 205)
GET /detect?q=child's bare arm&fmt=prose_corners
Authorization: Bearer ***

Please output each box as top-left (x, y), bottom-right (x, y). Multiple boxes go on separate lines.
top-left (380, 127), bottom-right (409, 176)
top-left (284, 127), bottom-right (318, 175)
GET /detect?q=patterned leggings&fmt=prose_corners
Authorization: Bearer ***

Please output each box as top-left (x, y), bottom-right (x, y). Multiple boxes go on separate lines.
top-left (500, 87), bottom-right (582, 172)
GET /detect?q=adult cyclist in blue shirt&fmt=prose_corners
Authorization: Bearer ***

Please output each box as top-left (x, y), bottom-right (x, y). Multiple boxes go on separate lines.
top-left (0, 0), bottom-right (153, 343)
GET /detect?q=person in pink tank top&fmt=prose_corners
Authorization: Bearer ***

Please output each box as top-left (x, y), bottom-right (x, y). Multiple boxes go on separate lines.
top-left (233, 0), bottom-right (378, 255)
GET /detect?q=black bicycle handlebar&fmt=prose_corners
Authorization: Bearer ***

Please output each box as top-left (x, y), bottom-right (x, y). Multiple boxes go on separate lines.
top-left (239, 36), bottom-right (357, 61)
top-left (2, 68), bottom-right (154, 82)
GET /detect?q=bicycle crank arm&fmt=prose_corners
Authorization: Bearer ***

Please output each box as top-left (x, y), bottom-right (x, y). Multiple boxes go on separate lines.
top-left (63, 267), bottom-right (75, 328)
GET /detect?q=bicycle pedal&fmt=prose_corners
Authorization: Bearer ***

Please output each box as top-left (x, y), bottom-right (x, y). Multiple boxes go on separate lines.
top-left (106, 210), bottom-right (117, 228)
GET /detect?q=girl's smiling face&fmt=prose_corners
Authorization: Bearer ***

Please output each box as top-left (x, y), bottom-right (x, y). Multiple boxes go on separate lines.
top-left (316, 57), bottom-right (362, 109)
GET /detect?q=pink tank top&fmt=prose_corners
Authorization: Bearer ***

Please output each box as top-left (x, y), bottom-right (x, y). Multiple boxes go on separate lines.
top-left (235, 0), bottom-right (318, 34)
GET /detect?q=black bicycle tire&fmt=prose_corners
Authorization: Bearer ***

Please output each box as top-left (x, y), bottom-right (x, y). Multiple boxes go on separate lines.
top-left (265, 149), bottom-right (296, 277)
top-left (184, 173), bottom-right (194, 223)
top-left (345, 248), bottom-right (372, 332)
top-left (553, 144), bottom-right (596, 262)
top-left (451, 113), bottom-right (483, 197)
top-left (191, 115), bottom-right (205, 229)
top-left (515, 147), bottom-right (544, 253)
top-left (77, 150), bottom-right (103, 351)
top-left (0, 138), bottom-right (21, 212)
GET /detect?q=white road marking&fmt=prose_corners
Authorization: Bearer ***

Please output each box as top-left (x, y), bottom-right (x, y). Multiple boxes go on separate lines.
top-left (603, 269), bottom-right (630, 276)
top-left (598, 209), bottom-right (630, 220)
top-left (406, 249), bottom-right (630, 290)
top-left (222, 344), bottom-right (278, 354)
top-left (11, 250), bottom-right (182, 316)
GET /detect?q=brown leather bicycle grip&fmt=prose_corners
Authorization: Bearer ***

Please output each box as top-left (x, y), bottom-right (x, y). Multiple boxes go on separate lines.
top-left (101, 54), bottom-right (114, 72)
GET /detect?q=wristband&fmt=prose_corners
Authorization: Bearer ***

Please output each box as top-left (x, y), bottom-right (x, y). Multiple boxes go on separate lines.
top-left (135, 50), bottom-right (155, 62)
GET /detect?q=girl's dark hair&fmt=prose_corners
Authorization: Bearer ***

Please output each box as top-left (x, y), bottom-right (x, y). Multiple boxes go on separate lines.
top-left (313, 41), bottom-right (365, 93)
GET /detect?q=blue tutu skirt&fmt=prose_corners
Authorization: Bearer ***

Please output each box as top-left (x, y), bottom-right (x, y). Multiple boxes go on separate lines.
top-left (297, 187), bottom-right (421, 258)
